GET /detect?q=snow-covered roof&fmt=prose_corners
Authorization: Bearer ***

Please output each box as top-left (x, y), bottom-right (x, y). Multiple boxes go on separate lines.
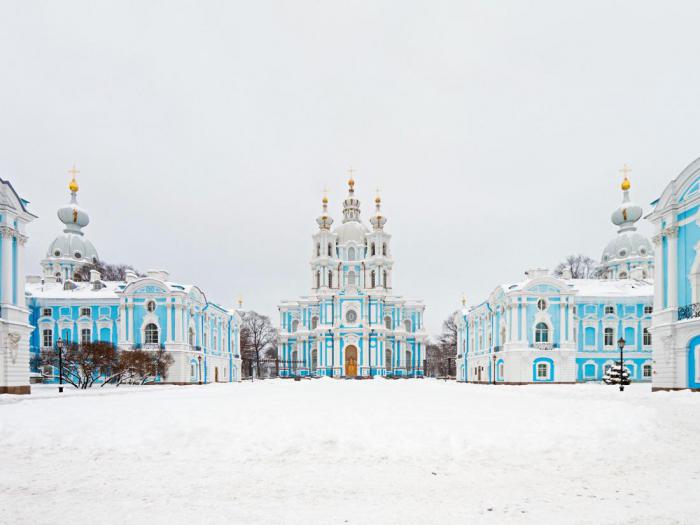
top-left (497, 277), bottom-right (652, 299)
top-left (26, 280), bottom-right (122, 300)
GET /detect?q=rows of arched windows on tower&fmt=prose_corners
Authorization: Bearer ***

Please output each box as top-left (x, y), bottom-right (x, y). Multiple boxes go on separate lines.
top-left (286, 314), bottom-right (413, 333)
top-left (315, 241), bottom-right (388, 260)
top-left (314, 268), bottom-right (389, 289)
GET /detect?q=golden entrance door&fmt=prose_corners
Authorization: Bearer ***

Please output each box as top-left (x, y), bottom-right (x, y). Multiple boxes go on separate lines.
top-left (345, 346), bottom-right (358, 377)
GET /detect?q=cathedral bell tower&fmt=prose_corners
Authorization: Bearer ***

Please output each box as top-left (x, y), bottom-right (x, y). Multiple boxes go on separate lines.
top-left (311, 192), bottom-right (338, 292)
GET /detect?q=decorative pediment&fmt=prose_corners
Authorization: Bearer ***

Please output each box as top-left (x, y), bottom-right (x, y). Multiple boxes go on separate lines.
top-left (134, 285), bottom-right (167, 295)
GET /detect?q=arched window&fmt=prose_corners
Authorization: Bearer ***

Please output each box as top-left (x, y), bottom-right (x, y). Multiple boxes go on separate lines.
top-left (42, 329), bottom-right (53, 348)
top-left (604, 327), bottom-right (614, 346)
top-left (535, 322), bottom-right (549, 343)
top-left (316, 243), bottom-right (320, 257)
top-left (213, 334), bottom-right (218, 352)
top-left (536, 362), bottom-right (549, 379)
top-left (348, 271), bottom-right (356, 286)
top-left (145, 323), bottom-right (159, 345)
top-left (291, 319), bottom-right (299, 332)
top-left (384, 316), bottom-right (392, 329)
top-left (643, 328), bottom-right (652, 346)
top-left (371, 270), bottom-right (376, 288)
top-left (498, 362), bottom-right (504, 380)
top-left (328, 270), bottom-right (333, 288)
top-left (371, 243), bottom-right (376, 256)
top-left (146, 300), bottom-right (156, 312)
top-left (291, 350), bottom-right (298, 373)
top-left (316, 271), bottom-right (321, 289)
top-left (537, 298), bottom-right (547, 311)
top-left (188, 327), bottom-right (195, 346)
top-left (382, 243), bottom-right (387, 256)
top-left (385, 348), bottom-right (392, 371)
top-left (619, 271), bottom-right (628, 279)
top-left (404, 319), bottom-right (411, 332)
top-left (383, 270), bottom-right (388, 287)
top-left (311, 349), bottom-right (318, 372)
top-left (311, 316), bottom-right (319, 329)
top-left (81, 328), bottom-right (91, 345)
top-left (405, 350), bottom-right (412, 372)
top-left (328, 243), bottom-right (333, 256)
top-left (348, 247), bottom-right (356, 261)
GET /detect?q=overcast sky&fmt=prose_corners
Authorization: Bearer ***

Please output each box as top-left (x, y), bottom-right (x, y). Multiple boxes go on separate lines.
top-left (2, 1), bottom-right (700, 334)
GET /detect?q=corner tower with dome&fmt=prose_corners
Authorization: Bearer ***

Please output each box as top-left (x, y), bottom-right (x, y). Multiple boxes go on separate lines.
top-left (598, 171), bottom-right (654, 280)
top-left (41, 169), bottom-right (99, 281)
top-left (278, 176), bottom-right (427, 378)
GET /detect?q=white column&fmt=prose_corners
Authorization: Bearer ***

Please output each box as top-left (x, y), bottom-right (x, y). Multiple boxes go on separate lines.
top-left (118, 304), bottom-right (126, 343)
top-left (667, 226), bottom-right (679, 308)
top-left (166, 303), bottom-right (172, 343)
top-left (652, 233), bottom-right (664, 309)
top-left (1, 230), bottom-right (12, 305)
top-left (520, 299), bottom-right (526, 342)
top-left (16, 234), bottom-right (27, 307)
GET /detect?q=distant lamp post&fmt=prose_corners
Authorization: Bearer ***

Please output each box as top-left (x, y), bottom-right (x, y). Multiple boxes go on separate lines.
top-left (492, 352), bottom-right (497, 385)
top-left (369, 329), bottom-right (376, 378)
top-left (56, 338), bottom-right (66, 394)
top-left (617, 337), bottom-right (626, 392)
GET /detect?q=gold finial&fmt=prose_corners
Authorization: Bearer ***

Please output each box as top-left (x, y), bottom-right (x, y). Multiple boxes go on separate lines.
top-left (347, 167), bottom-right (356, 189)
top-left (619, 164), bottom-right (631, 191)
top-left (68, 165), bottom-right (80, 193)
top-left (322, 187), bottom-right (328, 205)
top-left (375, 185), bottom-right (381, 204)
top-left (237, 295), bottom-right (243, 309)
top-left (461, 294), bottom-right (467, 307)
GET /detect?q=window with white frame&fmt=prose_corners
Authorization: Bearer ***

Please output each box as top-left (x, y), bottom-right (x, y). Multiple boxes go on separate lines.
top-left (347, 271), bottom-right (356, 286)
top-left (145, 323), bottom-right (159, 345)
top-left (404, 319), bottom-right (411, 332)
top-left (81, 328), bottom-right (91, 345)
top-left (346, 310), bottom-right (358, 323)
top-left (42, 329), bottom-right (53, 348)
top-left (537, 362), bottom-right (549, 379)
top-left (643, 364), bottom-right (652, 377)
top-left (604, 327), bottom-right (614, 346)
top-left (291, 319), bottom-right (299, 332)
top-left (535, 323), bottom-right (549, 343)
top-left (348, 247), bottom-right (356, 261)
top-left (498, 362), bottom-right (504, 379)
top-left (146, 301), bottom-right (156, 312)
top-left (42, 308), bottom-right (52, 317)
top-left (311, 316), bottom-right (319, 330)
top-left (644, 306), bottom-right (653, 314)
top-left (537, 298), bottom-right (547, 311)
top-left (80, 307), bottom-right (91, 317)
top-left (643, 328), bottom-right (652, 346)
top-left (384, 316), bottom-right (392, 329)
top-left (604, 305), bottom-right (614, 315)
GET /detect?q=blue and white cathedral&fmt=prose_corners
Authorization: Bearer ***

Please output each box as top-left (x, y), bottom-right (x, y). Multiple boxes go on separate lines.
top-left (278, 176), bottom-right (427, 377)
top-left (456, 173), bottom-right (655, 384)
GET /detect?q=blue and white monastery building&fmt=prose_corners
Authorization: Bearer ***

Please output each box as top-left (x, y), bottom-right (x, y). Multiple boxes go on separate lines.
top-left (456, 174), bottom-right (655, 384)
top-left (24, 173), bottom-right (242, 387)
top-left (648, 157), bottom-right (700, 391)
top-left (278, 176), bottom-right (427, 377)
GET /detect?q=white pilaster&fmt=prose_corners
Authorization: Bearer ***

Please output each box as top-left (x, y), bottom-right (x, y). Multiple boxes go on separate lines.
top-left (667, 226), bottom-right (679, 308)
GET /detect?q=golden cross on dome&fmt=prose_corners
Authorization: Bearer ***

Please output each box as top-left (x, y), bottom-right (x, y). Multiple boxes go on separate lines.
top-left (68, 165), bottom-right (80, 178)
top-left (348, 167), bottom-right (356, 178)
top-left (619, 164), bottom-right (631, 178)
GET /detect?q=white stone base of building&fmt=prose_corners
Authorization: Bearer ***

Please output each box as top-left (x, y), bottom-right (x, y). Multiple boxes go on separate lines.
top-left (0, 305), bottom-right (34, 395)
top-left (650, 309), bottom-right (700, 391)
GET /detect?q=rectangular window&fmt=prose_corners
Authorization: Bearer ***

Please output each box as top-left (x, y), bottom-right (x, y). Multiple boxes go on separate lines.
top-left (537, 363), bottom-right (548, 379)
top-left (604, 305), bottom-right (614, 315)
top-left (644, 306), bottom-right (653, 314)
top-left (643, 364), bottom-right (652, 377)
top-left (81, 328), bottom-right (91, 345)
top-left (42, 329), bottom-right (53, 348)
top-left (42, 308), bottom-right (52, 317)
top-left (643, 329), bottom-right (652, 346)
top-left (604, 328), bottom-right (614, 346)
top-left (80, 307), bottom-right (91, 317)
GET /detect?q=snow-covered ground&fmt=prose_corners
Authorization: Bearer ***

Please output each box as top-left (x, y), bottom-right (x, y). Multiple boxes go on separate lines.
top-left (1, 380), bottom-right (698, 525)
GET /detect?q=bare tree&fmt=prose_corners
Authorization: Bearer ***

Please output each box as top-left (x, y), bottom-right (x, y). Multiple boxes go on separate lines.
top-left (426, 311), bottom-right (459, 377)
top-left (553, 254), bottom-right (598, 279)
top-left (39, 342), bottom-right (118, 389)
top-left (73, 260), bottom-right (143, 282)
top-left (240, 311), bottom-right (278, 379)
top-left (38, 343), bottom-right (174, 388)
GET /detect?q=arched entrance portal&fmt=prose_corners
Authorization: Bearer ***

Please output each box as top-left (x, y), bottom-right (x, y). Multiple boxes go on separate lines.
top-left (345, 345), bottom-right (358, 377)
